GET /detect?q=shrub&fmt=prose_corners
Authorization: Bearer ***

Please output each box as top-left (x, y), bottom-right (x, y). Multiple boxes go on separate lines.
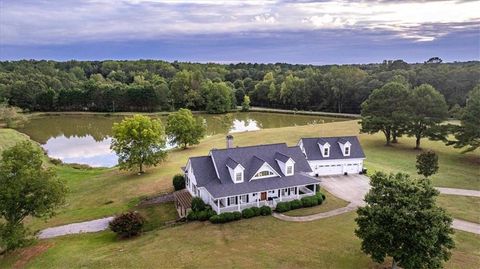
top-left (321, 192), bottom-right (326, 200)
top-left (197, 210), bottom-right (210, 221)
top-left (242, 208), bottom-right (255, 218)
top-left (290, 199), bottom-right (303, 210)
top-left (109, 212), bottom-right (145, 238)
top-left (187, 211), bottom-right (198, 221)
top-left (223, 212), bottom-right (235, 222)
top-left (191, 197), bottom-right (206, 212)
top-left (0, 223), bottom-right (32, 252)
top-left (233, 211), bottom-right (242, 220)
top-left (275, 202), bottom-right (291, 213)
top-left (315, 193), bottom-right (324, 205)
top-left (260, 206), bottom-right (272, 216)
top-left (209, 215), bottom-right (222, 224)
top-left (251, 207), bottom-right (261, 216)
top-left (301, 196), bottom-right (319, 207)
top-left (172, 174), bottom-right (186, 191)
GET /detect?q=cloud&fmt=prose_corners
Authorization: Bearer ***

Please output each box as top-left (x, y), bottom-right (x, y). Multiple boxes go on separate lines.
top-left (1, 0), bottom-right (478, 45)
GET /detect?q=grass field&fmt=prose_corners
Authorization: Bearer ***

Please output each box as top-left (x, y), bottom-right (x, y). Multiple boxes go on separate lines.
top-left (0, 118), bottom-right (479, 268)
top-left (283, 190), bottom-right (349, 217)
top-left (437, 195), bottom-right (480, 224)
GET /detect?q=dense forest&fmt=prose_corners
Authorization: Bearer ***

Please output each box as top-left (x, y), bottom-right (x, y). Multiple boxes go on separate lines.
top-left (0, 59), bottom-right (478, 114)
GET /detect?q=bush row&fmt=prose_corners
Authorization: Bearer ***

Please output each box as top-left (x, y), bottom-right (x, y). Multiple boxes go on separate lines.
top-left (210, 206), bottom-right (272, 224)
top-left (187, 208), bottom-right (216, 221)
top-left (275, 193), bottom-right (326, 213)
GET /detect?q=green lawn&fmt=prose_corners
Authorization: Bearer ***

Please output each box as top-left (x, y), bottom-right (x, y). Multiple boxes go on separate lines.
top-left (437, 195), bottom-right (480, 224)
top-left (136, 202), bottom-right (179, 232)
top-left (284, 190), bottom-right (349, 217)
top-left (2, 213), bottom-right (479, 269)
top-left (0, 128), bottom-right (31, 152)
top-left (0, 118), bottom-right (479, 268)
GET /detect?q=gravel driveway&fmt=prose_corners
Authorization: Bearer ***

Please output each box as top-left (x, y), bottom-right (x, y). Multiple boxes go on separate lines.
top-left (319, 174), bottom-right (370, 206)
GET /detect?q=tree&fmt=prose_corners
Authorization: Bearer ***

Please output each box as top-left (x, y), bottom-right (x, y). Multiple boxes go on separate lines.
top-left (407, 84), bottom-right (448, 149)
top-left (0, 141), bottom-right (66, 251)
top-left (355, 172), bottom-right (454, 269)
top-left (425, 57), bottom-right (443, 64)
top-left (448, 85), bottom-right (480, 153)
top-left (416, 151), bottom-right (439, 178)
top-left (172, 174), bottom-right (186, 191)
top-left (109, 212), bottom-right (145, 238)
top-left (360, 82), bottom-right (411, 145)
top-left (241, 95), bottom-right (251, 112)
top-left (0, 103), bottom-right (28, 128)
top-left (110, 115), bottom-right (167, 174)
top-left (165, 108), bottom-right (205, 149)
top-left (202, 81), bottom-right (233, 114)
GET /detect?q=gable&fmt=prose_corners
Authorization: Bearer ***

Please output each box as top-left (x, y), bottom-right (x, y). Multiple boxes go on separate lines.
top-left (251, 162), bottom-right (280, 180)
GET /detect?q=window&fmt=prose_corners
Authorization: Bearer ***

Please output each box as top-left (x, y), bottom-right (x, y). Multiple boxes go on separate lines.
top-left (324, 148), bottom-right (329, 156)
top-left (235, 172), bottom-right (242, 182)
top-left (254, 170), bottom-right (275, 178)
top-left (286, 165), bottom-right (293, 175)
top-left (228, 196), bottom-right (236, 206)
top-left (345, 146), bottom-right (350, 155)
top-left (240, 194), bottom-right (249, 203)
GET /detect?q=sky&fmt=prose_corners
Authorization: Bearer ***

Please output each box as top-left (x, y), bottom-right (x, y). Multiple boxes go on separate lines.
top-left (0, 0), bottom-right (479, 64)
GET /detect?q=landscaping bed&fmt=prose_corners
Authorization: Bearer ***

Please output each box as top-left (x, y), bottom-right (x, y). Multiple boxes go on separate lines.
top-left (283, 190), bottom-right (349, 217)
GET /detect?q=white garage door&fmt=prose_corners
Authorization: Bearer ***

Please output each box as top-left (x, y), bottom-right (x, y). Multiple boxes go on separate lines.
top-left (344, 163), bottom-right (360, 174)
top-left (315, 164), bottom-right (343, 176)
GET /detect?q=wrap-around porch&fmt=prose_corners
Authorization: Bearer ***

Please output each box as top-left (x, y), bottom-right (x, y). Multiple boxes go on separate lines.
top-left (210, 184), bottom-right (317, 214)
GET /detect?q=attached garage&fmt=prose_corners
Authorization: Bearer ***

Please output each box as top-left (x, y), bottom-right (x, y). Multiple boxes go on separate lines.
top-left (298, 136), bottom-right (366, 177)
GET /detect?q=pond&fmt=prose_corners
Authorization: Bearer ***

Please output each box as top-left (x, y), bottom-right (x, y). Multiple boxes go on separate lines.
top-left (17, 112), bottom-right (348, 168)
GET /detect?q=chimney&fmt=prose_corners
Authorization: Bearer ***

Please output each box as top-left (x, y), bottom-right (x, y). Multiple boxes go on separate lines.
top-left (226, 135), bottom-right (234, 149)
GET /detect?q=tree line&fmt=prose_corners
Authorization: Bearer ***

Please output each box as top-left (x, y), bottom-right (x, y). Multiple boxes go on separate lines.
top-left (0, 59), bottom-right (478, 114)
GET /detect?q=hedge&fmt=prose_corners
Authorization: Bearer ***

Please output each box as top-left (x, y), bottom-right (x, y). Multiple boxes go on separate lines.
top-left (242, 208), bottom-right (255, 218)
top-left (209, 206), bottom-right (270, 224)
top-left (260, 206), bottom-right (272, 216)
top-left (274, 193), bottom-right (327, 213)
top-left (191, 197), bottom-right (206, 212)
top-left (187, 208), bottom-right (216, 221)
top-left (301, 196), bottom-right (319, 207)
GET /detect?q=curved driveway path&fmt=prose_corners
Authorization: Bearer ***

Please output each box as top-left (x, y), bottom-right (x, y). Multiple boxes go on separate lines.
top-left (273, 175), bottom-right (480, 235)
top-left (38, 217), bottom-right (114, 239)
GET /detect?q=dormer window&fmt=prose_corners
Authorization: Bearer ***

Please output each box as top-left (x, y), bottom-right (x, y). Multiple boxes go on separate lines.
top-left (235, 172), bottom-right (243, 182)
top-left (338, 139), bottom-right (351, 156)
top-left (324, 147), bottom-right (329, 156)
top-left (319, 142), bottom-right (330, 158)
top-left (345, 146), bottom-right (350, 155)
top-left (286, 165), bottom-right (293, 175)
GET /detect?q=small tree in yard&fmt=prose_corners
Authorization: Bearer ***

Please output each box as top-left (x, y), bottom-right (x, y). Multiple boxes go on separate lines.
top-left (165, 108), bottom-right (205, 149)
top-left (109, 212), bottom-right (145, 238)
top-left (0, 141), bottom-right (66, 251)
top-left (111, 114), bottom-right (167, 174)
top-left (355, 172), bottom-right (454, 269)
top-left (172, 174), bottom-right (185, 191)
top-left (416, 151), bottom-right (439, 178)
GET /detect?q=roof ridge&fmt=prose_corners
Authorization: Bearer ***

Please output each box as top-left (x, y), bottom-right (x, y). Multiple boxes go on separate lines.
top-left (211, 142), bottom-right (288, 151)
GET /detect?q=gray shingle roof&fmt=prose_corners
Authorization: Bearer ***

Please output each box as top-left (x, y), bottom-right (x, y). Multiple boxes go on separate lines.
top-left (300, 136), bottom-right (365, 160)
top-left (187, 143), bottom-right (315, 198)
top-left (225, 157), bottom-right (241, 169)
top-left (274, 152), bottom-right (291, 163)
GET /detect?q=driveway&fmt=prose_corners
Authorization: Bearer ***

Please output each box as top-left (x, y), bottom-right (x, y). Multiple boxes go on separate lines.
top-left (319, 174), bottom-right (370, 206)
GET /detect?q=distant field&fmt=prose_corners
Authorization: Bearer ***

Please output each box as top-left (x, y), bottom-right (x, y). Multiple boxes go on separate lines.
top-left (0, 119), bottom-right (479, 268)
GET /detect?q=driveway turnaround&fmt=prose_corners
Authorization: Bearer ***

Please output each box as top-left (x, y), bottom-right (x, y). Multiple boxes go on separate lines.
top-left (273, 174), bottom-right (480, 235)
top-left (38, 216), bottom-right (114, 239)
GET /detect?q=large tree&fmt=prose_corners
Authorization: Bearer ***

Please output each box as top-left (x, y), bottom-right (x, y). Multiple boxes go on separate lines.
top-left (448, 85), bottom-right (480, 152)
top-left (355, 172), bottom-right (454, 269)
top-left (202, 81), bottom-right (233, 114)
top-left (360, 82), bottom-right (411, 145)
top-left (406, 84), bottom-right (448, 149)
top-left (165, 108), bottom-right (205, 149)
top-left (110, 114), bottom-right (167, 174)
top-left (0, 141), bottom-right (66, 251)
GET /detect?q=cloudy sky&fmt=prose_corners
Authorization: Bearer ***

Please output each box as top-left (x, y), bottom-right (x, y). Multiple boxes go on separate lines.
top-left (0, 0), bottom-right (479, 64)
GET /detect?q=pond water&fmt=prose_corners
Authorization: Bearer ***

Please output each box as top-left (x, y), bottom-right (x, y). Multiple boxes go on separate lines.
top-left (17, 112), bottom-right (347, 167)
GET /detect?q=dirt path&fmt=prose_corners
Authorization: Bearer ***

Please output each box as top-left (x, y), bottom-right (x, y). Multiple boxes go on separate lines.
top-left (12, 242), bottom-right (53, 269)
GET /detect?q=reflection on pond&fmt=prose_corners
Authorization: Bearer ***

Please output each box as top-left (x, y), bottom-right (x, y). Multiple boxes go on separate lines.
top-left (17, 112), bottom-right (347, 167)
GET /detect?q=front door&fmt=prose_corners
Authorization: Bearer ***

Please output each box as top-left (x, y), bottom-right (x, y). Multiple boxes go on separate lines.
top-left (260, 192), bottom-right (267, 201)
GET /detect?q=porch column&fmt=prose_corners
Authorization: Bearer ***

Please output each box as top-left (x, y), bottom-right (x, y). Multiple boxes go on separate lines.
top-left (217, 199), bottom-right (221, 214)
top-left (313, 184), bottom-right (316, 193)
top-left (280, 189), bottom-right (282, 201)
top-left (237, 196), bottom-right (241, 211)
top-left (296, 187), bottom-right (299, 199)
